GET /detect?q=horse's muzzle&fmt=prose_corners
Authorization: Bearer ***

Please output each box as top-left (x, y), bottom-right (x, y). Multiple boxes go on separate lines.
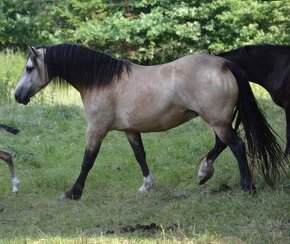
top-left (14, 93), bottom-right (30, 105)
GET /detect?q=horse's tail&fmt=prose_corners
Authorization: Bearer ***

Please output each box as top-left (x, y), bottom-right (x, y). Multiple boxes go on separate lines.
top-left (0, 124), bottom-right (20, 135)
top-left (225, 60), bottom-right (288, 187)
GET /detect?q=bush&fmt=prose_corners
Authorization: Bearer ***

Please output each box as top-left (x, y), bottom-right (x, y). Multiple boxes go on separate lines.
top-left (0, 0), bottom-right (289, 63)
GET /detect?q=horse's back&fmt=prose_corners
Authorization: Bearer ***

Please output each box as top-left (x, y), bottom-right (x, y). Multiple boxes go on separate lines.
top-left (110, 53), bottom-right (239, 132)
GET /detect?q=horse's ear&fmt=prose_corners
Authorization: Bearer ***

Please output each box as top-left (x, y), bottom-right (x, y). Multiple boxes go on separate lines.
top-left (28, 46), bottom-right (39, 58)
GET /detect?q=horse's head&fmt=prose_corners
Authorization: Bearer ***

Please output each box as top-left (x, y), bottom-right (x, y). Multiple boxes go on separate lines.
top-left (14, 46), bottom-right (49, 105)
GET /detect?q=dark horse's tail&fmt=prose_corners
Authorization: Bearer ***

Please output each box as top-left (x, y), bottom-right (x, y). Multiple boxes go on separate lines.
top-left (0, 124), bottom-right (20, 135)
top-left (225, 60), bottom-right (288, 187)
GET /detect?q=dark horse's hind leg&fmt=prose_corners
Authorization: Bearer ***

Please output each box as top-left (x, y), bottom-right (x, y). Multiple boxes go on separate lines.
top-left (214, 125), bottom-right (256, 191)
top-left (184, 125), bottom-right (255, 191)
top-left (126, 132), bottom-right (153, 192)
top-left (198, 134), bottom-right (227, 185)
top-left (284, 108), bottom-right (290, 156)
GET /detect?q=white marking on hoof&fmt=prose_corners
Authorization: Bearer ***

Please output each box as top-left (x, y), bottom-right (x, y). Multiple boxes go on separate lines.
top-left (59, 193), bottom-right (70, 202)
top-left (198, 156), bottom-right (214, 184)
top-left (139, 173), bottom-right (154, 193)
top-left (12, 177), bottom-right (20, 193)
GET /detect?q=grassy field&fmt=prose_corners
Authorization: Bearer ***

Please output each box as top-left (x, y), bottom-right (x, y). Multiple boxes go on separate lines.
top-left (0, 51), bottom-right (289, 243)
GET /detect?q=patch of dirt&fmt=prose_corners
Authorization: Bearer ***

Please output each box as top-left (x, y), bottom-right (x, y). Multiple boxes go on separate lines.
top-left (85, 223), bottom-right (179, 236)
top-left (120, 223), bottom-right (161, 234)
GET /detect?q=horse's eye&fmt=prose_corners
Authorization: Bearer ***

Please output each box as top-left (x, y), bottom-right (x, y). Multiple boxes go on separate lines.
top-left (26, 66), bottom-right (33, 73)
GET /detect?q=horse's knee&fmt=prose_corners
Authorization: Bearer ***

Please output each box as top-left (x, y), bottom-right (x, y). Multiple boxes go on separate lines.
top-left (212, 124), bottom-right (233, 144)
top-left (0, 150), bottom-right (12, 164)
top-left (228, 136), bottom-right (246, 157)
top-left (232, 137), bottom-right (245, 150)
top-left (214, 125), bottom-right (244, 150)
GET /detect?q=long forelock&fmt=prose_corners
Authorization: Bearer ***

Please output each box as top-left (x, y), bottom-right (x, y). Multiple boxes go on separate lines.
top-left (39, 43), bottom-right (132, 88)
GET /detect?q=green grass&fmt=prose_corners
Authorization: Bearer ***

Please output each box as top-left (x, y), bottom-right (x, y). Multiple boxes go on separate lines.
top-left (0, 51), bottom-right (290, 243)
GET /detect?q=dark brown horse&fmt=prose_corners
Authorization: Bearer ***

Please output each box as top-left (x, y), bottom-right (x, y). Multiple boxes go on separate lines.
top-left (218, 45), bottom-right (290, 155)
top-left (14, 43), bottom-right (287, 200)
top-left (0, 124), bottom-right (20, 192)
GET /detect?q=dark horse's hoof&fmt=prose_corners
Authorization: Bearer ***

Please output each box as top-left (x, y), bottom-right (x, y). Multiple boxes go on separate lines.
top-left (59, 186), bottom-right (83, 201)
top-left (241, 180), bottom-right (257, 194)
top-left (59, 192), bottom-right (82, 201)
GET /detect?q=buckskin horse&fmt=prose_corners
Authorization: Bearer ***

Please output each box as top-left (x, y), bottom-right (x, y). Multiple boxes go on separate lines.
top-left (219, 45), bottom-right (290, 155)
top-left (14, 43), bottom-right (287, 200)
top-left (0, 124), bottom-right (20, 192)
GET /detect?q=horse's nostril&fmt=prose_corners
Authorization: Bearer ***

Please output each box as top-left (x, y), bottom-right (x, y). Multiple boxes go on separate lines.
top-left (14, 94), bottom-right (19, 101)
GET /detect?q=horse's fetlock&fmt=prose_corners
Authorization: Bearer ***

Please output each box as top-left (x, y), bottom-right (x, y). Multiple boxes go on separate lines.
top-left (241, 178), bottom-right (256, 193)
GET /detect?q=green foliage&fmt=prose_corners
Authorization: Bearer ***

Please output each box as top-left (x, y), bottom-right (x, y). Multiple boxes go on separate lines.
top-left (0, 0), bottom-right (289, 62)
top-left (0, 0), bottom-right (53, 49)
top-left (208, 1), bottom-right (290, 50)
top-left (48, 0), bottom-right (107, 43)
top-left (0, 50), bottom-right (25, 103)
top-left (68, 0), bottom-right (290, 63)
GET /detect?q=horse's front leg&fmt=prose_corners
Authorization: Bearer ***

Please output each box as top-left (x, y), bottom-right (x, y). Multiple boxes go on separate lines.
top-left (126, 132), bottom-right (153, 193)
top-left (0, 150), bottom-right (20, 192)
top-left (61, 128), bottom-right (106, 201)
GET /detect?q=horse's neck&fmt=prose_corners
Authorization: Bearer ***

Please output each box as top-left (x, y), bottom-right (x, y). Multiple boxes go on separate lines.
top-left (246, 48), bottom-right (290, 90)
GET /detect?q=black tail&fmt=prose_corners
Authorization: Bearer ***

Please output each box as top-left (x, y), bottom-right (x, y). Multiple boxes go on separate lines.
top-left (225, 61), bottom-right (288, 187)
top-left (0, 124), bottom-right (20, 135)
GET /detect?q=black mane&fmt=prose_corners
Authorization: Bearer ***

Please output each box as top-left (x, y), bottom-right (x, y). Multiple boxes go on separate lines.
top-left (38, 43), bottom-right (132, 87)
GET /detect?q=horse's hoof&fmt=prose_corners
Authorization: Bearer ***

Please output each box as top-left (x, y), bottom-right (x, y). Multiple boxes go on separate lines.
top-left (59, 193), bottom-right (81, 201)
top-left (59, 193), bottom-right (71, 202)
top-left (139, 173), bottom-right (154, 193)
top-left (241, 180), bottom-right (257, 194)
top-left (198, 158), bottom-right (214, 185)
top-left (199, 176), bottom-right (211, 185)
top-left (139, 184), bottom-right (153, 193)
top-left (59, 190), bottom-right (82, 201)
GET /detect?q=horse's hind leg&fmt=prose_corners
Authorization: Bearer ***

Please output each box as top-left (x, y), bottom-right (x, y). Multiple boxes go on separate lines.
top-left (213, 125), bottom-right (256, 191)
top-left (126, 132), bottom-right (153, 193)
top-left (198, 134), bottom-right (227, 185)
top-left (0, 150), bottom-right (20, 192)
top-left (284, 108), bottom-right (290, 156)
